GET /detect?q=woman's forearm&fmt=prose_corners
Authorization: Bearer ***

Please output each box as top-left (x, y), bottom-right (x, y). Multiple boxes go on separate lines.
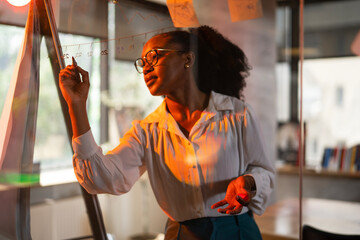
top-left (68, 101), bottom-right (90, 138)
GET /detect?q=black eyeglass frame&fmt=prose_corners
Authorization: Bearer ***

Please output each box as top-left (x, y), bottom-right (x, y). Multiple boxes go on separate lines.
top-left (134, 48), bottom-right (185, 73)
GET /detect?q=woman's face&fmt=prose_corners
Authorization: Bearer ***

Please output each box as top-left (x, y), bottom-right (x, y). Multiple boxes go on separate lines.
top-left (141, 35), bottom-right (189, 96)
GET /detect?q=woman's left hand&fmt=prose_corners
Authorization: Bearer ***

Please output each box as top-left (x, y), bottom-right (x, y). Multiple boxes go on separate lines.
top-left (211, 176), bottom-right (252, 215)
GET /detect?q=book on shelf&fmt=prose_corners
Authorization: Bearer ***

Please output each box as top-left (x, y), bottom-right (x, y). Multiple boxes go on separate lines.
top-left (355, 145), bottom-right (360, 172)
top-left (339, 147), bottom-right (346, 171)
top-left (321, 144), bottom-right (360, 172)
top-left (321, 147), bottom-right (332, 169)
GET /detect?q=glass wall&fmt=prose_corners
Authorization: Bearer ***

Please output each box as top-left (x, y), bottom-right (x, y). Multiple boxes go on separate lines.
top-left (1, 0), bottom-right (359, 239)
top-left (271, 1), bottom-right (360, 239)
top-left (276, 0), bottom-right (360, 182)
top-left (0, 26), bottom-right (101, 185)
top-left (0, 1), bottom-right (167, 239)
top-left (301, 1), bottom-right (360, 236)
top-left (303, 1), bottom-right (360, 169)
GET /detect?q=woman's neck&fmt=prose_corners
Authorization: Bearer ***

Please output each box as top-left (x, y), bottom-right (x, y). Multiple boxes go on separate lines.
top-left (165, 89), bottom-right (210, 137)
top-left (166, 75), bottom-right (209, 113)
top-left (166, 93), bottom-right (209, 115)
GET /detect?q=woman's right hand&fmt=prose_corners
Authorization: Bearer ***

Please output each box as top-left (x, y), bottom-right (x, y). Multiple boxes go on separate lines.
top-left (59, 57), bottom-right (90, 107)
top-left (59, 57), bottom-right (91, 138)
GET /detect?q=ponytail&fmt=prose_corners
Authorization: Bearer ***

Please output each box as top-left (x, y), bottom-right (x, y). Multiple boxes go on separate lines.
top-left (189, 26), bottom-right (251, 99)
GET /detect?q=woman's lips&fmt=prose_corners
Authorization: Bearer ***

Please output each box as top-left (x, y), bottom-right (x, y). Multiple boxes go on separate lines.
top-left (145, 76), bottom-right (157, 86)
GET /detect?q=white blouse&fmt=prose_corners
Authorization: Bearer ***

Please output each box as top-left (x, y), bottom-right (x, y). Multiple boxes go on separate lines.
top-left (72, 91), bottom-right (275, 222)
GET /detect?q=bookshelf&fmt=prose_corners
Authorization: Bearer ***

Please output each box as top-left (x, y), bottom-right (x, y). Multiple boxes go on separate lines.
top-left (276, 164), bottom-right (360, 203)
top-left (277, 165), bottom-right (360, 179)
top-left (276, 143), bottom-right (360, 179)
top-left (321, 144), bottom-right (360, 173)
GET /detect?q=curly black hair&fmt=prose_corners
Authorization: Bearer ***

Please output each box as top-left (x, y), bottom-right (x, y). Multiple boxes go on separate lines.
top-left (156, 26), bottom-right (251, 99)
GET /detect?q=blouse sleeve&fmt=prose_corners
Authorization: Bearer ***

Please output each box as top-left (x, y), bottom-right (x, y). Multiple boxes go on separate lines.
top-left (242, 104), bottom-right (276, 215)
top-left (72, 121), bottom-right (146, 195)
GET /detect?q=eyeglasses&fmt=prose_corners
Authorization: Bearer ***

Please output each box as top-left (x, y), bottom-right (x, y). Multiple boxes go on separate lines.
top-left (134, 48), bottom-right (184, 73)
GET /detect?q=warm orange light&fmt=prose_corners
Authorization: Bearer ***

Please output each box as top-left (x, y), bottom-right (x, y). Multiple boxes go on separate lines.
top-left (6, 0), bottom-right (31, 7)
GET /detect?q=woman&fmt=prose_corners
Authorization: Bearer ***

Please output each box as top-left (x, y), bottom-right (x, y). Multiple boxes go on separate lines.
top-left (59, 26), bottom-right (275, 240)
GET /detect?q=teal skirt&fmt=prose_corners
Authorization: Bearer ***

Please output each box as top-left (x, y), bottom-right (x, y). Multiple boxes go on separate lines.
top-left (164, 211), bottom-right (262, 240)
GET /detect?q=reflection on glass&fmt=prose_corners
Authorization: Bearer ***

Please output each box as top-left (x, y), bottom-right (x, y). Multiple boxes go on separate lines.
top-left (107, 60), bottom-right (163, 142)
top-left (0, 25), bottom-right (23, 114)
top-left (33, 33), bottom-right (101, 185)
top-left (0, 28), bottom-right (102, 185)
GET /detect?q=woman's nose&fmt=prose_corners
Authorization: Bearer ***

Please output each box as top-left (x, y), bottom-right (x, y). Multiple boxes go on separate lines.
top-left (143, 62), bottom-right (154, 74)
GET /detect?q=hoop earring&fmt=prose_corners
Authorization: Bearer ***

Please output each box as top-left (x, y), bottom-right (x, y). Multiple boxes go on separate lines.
top-left (184, 64), bottom-right (190, 69)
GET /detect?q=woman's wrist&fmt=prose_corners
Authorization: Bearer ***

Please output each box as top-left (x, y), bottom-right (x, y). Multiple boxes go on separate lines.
top-left (68, 98), bottom-right (86, 109)
top-left (243, 175), bottom-right (257, 197)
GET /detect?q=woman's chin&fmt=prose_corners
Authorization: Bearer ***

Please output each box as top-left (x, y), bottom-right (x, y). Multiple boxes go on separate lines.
top-left (147, 87), bottom-right (161, 96)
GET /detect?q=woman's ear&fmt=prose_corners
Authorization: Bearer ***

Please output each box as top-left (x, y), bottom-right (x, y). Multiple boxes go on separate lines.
top-left (184, 51), bottom-right (195, 68)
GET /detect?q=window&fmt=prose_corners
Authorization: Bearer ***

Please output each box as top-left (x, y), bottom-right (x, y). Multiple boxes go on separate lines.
top-left (0, 25), bottom-right (22, 114)
top-left (105, 60), bottom-right (163, 146)
top-left (303, 57), bottom-right (360, 166)
top-left (0, 24), bottom-right (101, 185)
top-left (276, 62), bottom-right (291, 122)
top-left (335, 86), bottom-right (344, 107)
top-left (103, 2), bottom-right (165, 145)
top-left (276, 0), bottom-right (360, 168)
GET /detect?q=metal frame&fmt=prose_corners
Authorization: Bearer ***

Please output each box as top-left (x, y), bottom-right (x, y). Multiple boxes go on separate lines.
top-left (36, 0), bottom-right (107, 239)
